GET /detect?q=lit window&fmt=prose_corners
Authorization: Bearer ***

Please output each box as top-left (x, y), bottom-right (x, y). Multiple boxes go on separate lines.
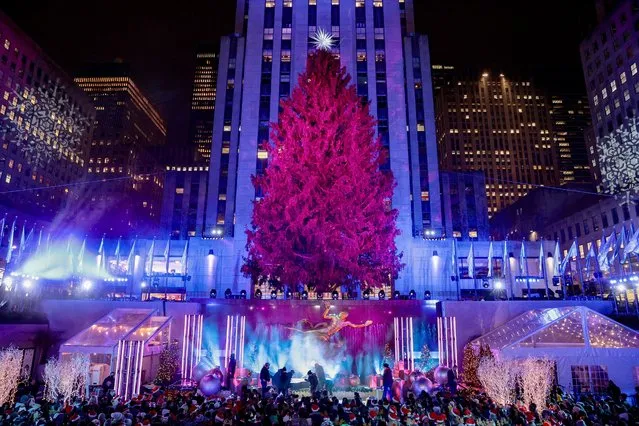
top-left (176, 188), bottom-right (184, 194)
top-left (614, 98), bottom-right (621, 108)
top-left (605, 105), bottom-right (611, 115)
top-left (611, 80), bottom-right (617, 92)
top-left (8, 159), bottom-right (13, 168)
top-left (4, 174), bottom-right (10, 184)
top-left (602, 88), bottom-right (608, 99)
top-left (469, 230), bottom-right (478, 238)
top-left (3, 40), bottom-right (9, 50)
top-left (632, 63), bottom-right (638, 76)
top-left (257, 150), bottom-right (268, 159)
top-left (620, 72), bottom-right (627, 84)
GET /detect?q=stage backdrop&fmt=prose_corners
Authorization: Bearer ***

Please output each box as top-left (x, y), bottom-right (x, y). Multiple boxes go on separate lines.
top-left (202, 299), bottom-right (438, 381)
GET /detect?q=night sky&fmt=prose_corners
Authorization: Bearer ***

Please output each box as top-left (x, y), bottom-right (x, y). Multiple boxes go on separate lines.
top-left (2, 0), bottom-right (597, 148)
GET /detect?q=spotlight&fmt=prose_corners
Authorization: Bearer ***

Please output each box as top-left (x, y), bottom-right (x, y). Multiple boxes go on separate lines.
top-left (616, 284), bottom-right (627, 292)
top-left (301, 290), bottom-right (308, 300)
top-left (23, 279), bottom-right (33, 289)
top-left (378, 290), bottom-right (385, 300)
top-left (432, 250), bottom-right (438, 257)
top-left (2, 276), bottom-right (13, 289)
top-left (82, 280), bottom-right (93, 291)
top-left (240, 289), bottom-right (247, 299)
top-left (286, 290), bottom-right (292, 299)
top-left (224, 288), bottom-right (232, 299)
top-left (208, 249), bottom-right (215, 257)
top-left (424, 290), bottom-right (431, 300)
top-left (363, 289), bottom-right (371, 300)
top-left (393, 290), bottom-right (400, 299)
top-left (209, 288), bottom-right (217, 298)
top-left (271, 290), bottom-right (277, 300)
top-left (494, 280), bottom-right (504, 290)
top-left (482, 280), bottom-right (489, 289)
top-left (316, 291), bottom-right (323, 300)
top-left (331, 290), bottom-right (339, 300)
top-left (255, 289), bottom-right (262, 299)
top-left (142, 281), bottom-right (148, 288)
top-left (408, 290), bottom-right (416, 300)
top-left (552, 277), bottom-right (560, 287)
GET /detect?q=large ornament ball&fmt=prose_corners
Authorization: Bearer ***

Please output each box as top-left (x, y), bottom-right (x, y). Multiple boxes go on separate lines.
top-left (192, 362), bottom-right (211, 382)
top-left (349, 374), bottom-right (360, 387)
top-left (391, 380), bottom-right (403, 402)
top-left (409, 371), bottom-right (424, 383)
top-left (210, 368), bottom-right (224, 381)
top-left (199, 373), bottom-right (222, 397)
top-left (412, 377), bottom-right (432, 395)
top-left (434, 366), bottom-right (450, 385)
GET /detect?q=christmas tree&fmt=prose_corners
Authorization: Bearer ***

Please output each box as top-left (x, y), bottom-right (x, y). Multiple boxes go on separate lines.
top-left (155, 340), bottom-right (179, 385)
top-left (462, 345), bottom-right (480, 387)
top-left (243, 49), bottom-right (403, 292)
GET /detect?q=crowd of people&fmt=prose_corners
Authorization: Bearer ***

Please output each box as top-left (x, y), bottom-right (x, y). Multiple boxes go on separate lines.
top-left (2, 371), bottom-right (639, 425)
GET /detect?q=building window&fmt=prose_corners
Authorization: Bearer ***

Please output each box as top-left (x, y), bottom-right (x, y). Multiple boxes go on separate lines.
top-left (622, 204), bottom-right (630, 221)
top-left (611, 208), bottom-right (619, 224)
top-left (571, 365), bottom-right (609, 395)
top-left (632, 63), bottom-right (637, 75)
top-left (601, 212), bottom-right (609, 228)
top-left (592, 216), bottom-right (599, 232)
top-left (611, 80), bottom-right (617, 92)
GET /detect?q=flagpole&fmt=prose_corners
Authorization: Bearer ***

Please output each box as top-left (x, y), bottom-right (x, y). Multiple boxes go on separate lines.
top-left (452, 238), bottom-right (460, 301)
top-left (574, 238), bottom-right (585, 297)
top-left (594, 242), bottom-right (604, 300)
top-left (540, 239), bottom-right (549, 300)
top-left (504, 239), bottom-right (512, 301)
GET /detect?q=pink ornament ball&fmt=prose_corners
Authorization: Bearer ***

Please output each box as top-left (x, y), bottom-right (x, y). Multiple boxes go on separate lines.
top-left (412, 377), bottom-right (433, 395)
top-left (192, 362), bottom-right (211, 382)
top-left (199, 373), bottom-right (222, 397)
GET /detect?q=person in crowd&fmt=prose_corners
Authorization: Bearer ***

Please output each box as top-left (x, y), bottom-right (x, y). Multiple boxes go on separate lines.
top-left (225, 353), bottom-right (236, 390)
top-left (260, 362), bottom-right (271, 397)
top-left (307, 369), bottom-right (319, 395)
top-left (447, 364), bottom-right (458, 394)
top-left (315, 362), bottom-right (326, 393)
top-left (101, 371), bottom-right (115, 395)
top-left (382, 362), bottom-right (393, 401)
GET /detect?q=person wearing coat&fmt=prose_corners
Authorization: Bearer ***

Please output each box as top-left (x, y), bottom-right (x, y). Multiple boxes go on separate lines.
top-left (225, 354), bottom-right (237, 390)
top-left (260, 363), bottom-right (271, 397)
top-left (382, 363), bottom-right (393, 401)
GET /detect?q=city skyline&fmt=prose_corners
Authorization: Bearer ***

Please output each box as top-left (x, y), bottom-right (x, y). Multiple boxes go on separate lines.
top-left (2, 0), bottom-right (598, 149)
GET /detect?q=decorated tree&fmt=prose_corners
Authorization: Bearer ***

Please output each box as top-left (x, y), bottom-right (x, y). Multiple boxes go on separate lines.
top-left (243, 49), bottom-right (403, 292)
top-left (461, 345), bottom-right (480, 386)
top-left (0, 347), bottom-right (23, 406)
top-left (477, 357), bottom-right (518, 406)
top-left (43, 354), bottom-right (89, 403)
top-left (156, 339), bottom-right (180, 385)
top-left (519, 358), bottom-right (555, 411)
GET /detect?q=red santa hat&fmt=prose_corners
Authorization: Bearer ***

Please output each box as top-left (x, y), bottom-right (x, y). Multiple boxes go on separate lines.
top-left (311, 404), bottom-right (320, 412)
top-left (463, 408), bottom-right (472, 417)
top-left (369, 409), bottom-right (378, 418)
top-left (452, 407), bottom-right (462, 417)
top-left (88, 410), bottom-right (97, 418)
top-left (389, 411), bottom-right (400, 421)
top-left (401, 405), bottom-right (410, 416)
top-left (69, 413), bottom-right (80, 423)
top-left (464, 417), bottom-right (476, 425)
top-left (349, 413), bottom-right (356, 422)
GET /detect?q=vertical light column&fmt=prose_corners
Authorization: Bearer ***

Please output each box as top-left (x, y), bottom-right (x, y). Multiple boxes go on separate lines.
top-left (181, 314), bottom-right (204, 382)
top-left (437, 316), bottom-right (458, 368)
top-left (394, 317), bottom-right (415, 371)
top-left (115, 340), bottom-right (145, 400)
top-left (225, 315), bottom-right (246, 373)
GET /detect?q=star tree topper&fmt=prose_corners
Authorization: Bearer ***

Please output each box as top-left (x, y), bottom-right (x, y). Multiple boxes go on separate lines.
top-left (310, 28), bottom-right (336, 51)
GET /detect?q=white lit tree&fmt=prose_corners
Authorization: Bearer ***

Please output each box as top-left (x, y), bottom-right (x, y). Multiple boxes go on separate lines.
top-left (43, 354), bottom-right (90, 403)
top-left (519, 358), bottom-right (554, 411)
top-left (477, 357), bottom-right (518, 406)
top-left (0, 347), bottom-right (24, 406)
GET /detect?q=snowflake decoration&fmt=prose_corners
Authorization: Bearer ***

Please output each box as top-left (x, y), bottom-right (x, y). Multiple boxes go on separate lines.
top-left (310, 28), bottom-right (336, 51)
top-left (0, 85), bottom-right (90, 170)
top-left (598, 117), bottom-right (639, 197)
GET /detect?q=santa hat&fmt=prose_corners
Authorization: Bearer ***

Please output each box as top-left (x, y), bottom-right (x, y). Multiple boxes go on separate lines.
top-left (526, 412), bottom-right (536, 423)
top-left (401, 405), bottom-right (410, 416)
top-left (389, 411), bottom-right (400, 421)
top-left (464, 417), bottom-right (476, 425)
top-left (69, 413), bottom-right (80, 423)
top-left (311, 404), bottom-right (320, 413)
top-left (392, 395), bottom-right (400, 404)
top-left (463, 408), bottom-right (472, 418)
top-left (369, 409), bottom-right (378, 418)
top-left (349, 413), bottom-right (356, 422)
top-left (452, 407), bottom-right (462, 417)
top-left (88, 410), bottom-right (97, 418)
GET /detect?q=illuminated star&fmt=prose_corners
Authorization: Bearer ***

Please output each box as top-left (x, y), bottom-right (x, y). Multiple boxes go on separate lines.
top-left (310, 28), bottom-right (335, 51)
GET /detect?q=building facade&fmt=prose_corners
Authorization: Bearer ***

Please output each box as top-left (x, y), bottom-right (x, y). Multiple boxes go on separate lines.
top-left (188, 45), bottom-right (218, 164)
top-left (160, 165), bottom-right (210, 239)
top-left (0, 11), bottom-right (94, 219)
top-left (580, 0), bottom-right (639, 196)
top-left (550, 94), bottom-right (592, 185)
top-left (74, 63), bottom-right (167, 237)
top-left (440, 171), bottom-right (489, 240)
top-left (206, 0), bottom-right (442, 245)
top-left (436, 72), bottom-right (559, 217)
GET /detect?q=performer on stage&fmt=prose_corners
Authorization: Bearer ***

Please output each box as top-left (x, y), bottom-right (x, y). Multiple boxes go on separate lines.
top-left (288, 304), bottom-right (372, 341)
top-left (225, 354), bottom-right (236, 390)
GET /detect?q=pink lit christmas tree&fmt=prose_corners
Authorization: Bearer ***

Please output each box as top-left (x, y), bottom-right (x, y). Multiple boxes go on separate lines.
top-left (243, 50), bottom-right (403, 292)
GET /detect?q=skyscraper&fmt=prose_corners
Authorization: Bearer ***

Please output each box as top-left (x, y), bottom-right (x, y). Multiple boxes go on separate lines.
top-left (550, 94), bottom-right (592, 185)
top-left (206, 0), bottom-right (442, 248)
top-left (0, 10), bottom-right (94, 219)
top-left (436, 72), bottom-right (559, 217)
top-left (75, 63), bottom-right (167, 236)
top-left (580, 0), bottom-right (639, 196)
top-left (188, 44), bottom-right (218, 164)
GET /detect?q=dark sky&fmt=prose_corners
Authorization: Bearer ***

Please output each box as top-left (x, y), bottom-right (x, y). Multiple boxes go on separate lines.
top-left (2, 0), bottom-right (598, 147)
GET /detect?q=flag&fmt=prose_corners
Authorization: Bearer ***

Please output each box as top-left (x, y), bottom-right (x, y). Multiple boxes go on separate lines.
top-left (181, 240), bottom-right (189, 275)
top-left (560, 240), bottom-right (577, 275)
top-left (45, 233), bottom-right (52, 260)
top-left (585, 243), bottom-right (596, 272)
top-left (538, 240), bottom-right (545, 276)
top-left (613, 226), bottom-right (627, 263)
top-left (36, 227), bottom-right (43, 255)
top-left (77, 237), bottom-right (86, 274)
top-left (553, 240), bottom-right (561, 277)
top-left (0, 216), bottom-right (5, 244)
top-left (598, 231), bottom-right (616, 272)
top-left (145, 239), bottom-right (155, 276)
top-left (519, 240), bottom-right (528, 277)
top-left (163, 238), bottom-right (171, 273)
top-left (25, 225), bottom-right (34, 248)
top-left (502, 239), bottom-right (508, 278)
top-left (126, 239), bottom-right (137, 275)
top-left (5, 218), bottom-right (15, 264)
top-left (487, 241), bottom-right (494, 278)
top-left (114, 237), bottom-right (122, 273)
top-left (66, 237), bottom-right (74, 275)
top-left (97, 235), bottom-right (106, 272)
top-left (625, 226), bottom-right (639, 255)
top-left (467, 242), bottom-right (475, 278)
top-left (451, 238), bottom-right (458, 275)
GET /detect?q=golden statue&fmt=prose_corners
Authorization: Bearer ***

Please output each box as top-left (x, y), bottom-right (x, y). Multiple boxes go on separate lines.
top-left (288, 303), bottom-right (373, 341)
